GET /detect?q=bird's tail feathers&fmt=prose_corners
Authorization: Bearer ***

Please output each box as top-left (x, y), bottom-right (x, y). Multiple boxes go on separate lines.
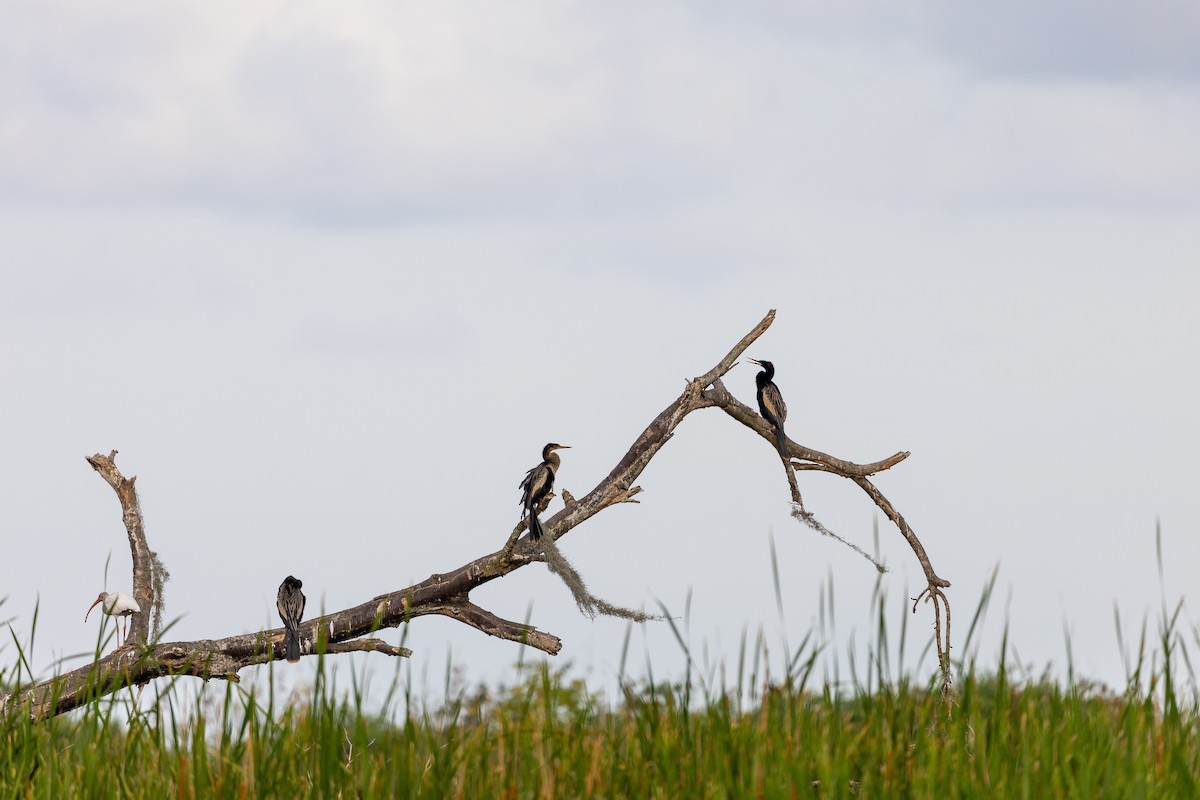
top-left (774, 424), bottom-right (789, 458)
top-left (528, 506), bottom-right (543, 541)
top-left (285, 627), bottom-right (301, 663)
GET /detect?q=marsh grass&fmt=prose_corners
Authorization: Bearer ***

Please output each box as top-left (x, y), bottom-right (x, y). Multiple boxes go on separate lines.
top-left (3, 571), bottom-right (1200, 798)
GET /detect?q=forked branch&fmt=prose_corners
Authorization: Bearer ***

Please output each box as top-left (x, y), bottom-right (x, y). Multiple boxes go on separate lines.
top-left (699, 374), bottom-right (952, 687)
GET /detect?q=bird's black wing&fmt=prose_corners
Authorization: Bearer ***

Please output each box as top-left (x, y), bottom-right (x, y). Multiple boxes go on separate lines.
top-left (521, 464), bottom-right (554, 540)
top-left (760, 383), bottom-right (789, 456)
top-left (519, 465), bottom-right (537, 503)
top-left (761, 383), bottom-right (786, 427)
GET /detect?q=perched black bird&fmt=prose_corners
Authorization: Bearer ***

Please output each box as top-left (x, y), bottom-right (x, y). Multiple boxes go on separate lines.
top-left (519, 443), bottom-right (570, 541)
top-left (276, 575), bottom-right (306, 663)
top-left (749, 358), bottom-right (789, 457)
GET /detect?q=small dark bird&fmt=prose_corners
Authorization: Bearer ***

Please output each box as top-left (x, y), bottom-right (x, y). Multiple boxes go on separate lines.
top-left (276, 575), bottom-right (306, 663)
top-left (519, 443), bottom-right (570, 541)
top-left (749, 358), bottom-right (789, 457)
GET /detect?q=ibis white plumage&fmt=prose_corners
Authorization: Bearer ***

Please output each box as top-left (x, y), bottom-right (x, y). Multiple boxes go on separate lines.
top-left (85, 591), bottom-right (141, 650)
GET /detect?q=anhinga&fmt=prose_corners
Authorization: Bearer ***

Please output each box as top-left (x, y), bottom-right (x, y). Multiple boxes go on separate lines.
top-left (520, 443), bottom-right (570, 541)
top-left (749, 358), bottom-right (789, 457)
top-left (276, 575), bottom-right (306, 663)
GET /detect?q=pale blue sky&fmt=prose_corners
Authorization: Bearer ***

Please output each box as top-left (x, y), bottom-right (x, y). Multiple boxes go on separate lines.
top-left (2, 1), bottom-right (1198, 703)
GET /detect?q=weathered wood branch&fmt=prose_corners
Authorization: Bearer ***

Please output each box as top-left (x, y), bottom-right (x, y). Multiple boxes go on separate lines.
top-left (700, 379), bottom-right (949, 589)
top-left (1, 309), bottom-right (952, 719)
top-left (700, 368), bottom-right (953, 690)
top-left (325, 639), bottom-right (413, 658)
top-left (698, 381), bottom-right (911, 477)
top-left (85, 451), bottom-right (154, 646)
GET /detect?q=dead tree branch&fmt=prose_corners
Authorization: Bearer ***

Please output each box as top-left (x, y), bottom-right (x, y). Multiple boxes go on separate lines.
top-left (1, 309), bottom-right (952, 719)
top-left (699, 374), bottom-right (953, 688)
top-left (84, 452), bottom-right (156, 648)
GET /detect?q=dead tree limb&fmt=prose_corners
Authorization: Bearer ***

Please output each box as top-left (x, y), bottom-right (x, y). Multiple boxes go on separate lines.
top-left (0, 309), bottom-right (952, 719)
top-left (84, 451), bottom-right (155, 647)
top-left (698, 375), bottom-right (953, 689)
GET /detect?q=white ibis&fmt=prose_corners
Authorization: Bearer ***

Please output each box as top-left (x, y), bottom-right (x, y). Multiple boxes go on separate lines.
top-left (85, 591), bottom-right (141, 650)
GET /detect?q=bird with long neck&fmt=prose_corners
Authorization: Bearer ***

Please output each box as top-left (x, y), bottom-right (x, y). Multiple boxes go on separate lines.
top-left (519, 443), bottom-right (570, 541)
top-left (276, 575), bottom-right (306, 663)
top-left (85, 591), bottom-right (141, 650)
top-left (748, 358), bottom-right (789, 457)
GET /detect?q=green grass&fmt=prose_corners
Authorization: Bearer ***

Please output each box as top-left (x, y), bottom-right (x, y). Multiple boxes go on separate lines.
top-left (3, 657), bottom-right (1199, 798)
top-left (4, 578), bottom-right (1200, 798)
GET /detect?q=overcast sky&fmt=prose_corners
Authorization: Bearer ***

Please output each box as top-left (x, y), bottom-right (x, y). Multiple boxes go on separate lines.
top-left (2, 1), bottom-right (1199, 706)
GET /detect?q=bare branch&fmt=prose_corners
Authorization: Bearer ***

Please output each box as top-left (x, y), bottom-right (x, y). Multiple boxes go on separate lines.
top-left (427, 599), bottom-right (562, 654)
top-left (84, 451), bottom-right (157, 647)
top-left (850, 476), bottom-right (949, 589)
top-left (700, 380), bottom-right (910, 476)
top-left (3, 309), bottom-right (954, 719)
top-left (700, 354), bottom-right (953, 696)
top-left (325, 639), bottom-right (412, 658)
top-left (914, 583), bottom-right (953, 697)
top-left (700, 380), bottom-right (944, 587)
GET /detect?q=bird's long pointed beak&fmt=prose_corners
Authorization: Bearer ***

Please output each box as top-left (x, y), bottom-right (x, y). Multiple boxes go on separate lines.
top-left (747, 358), bottom-right (763, 366)
top-left (84, 598), bottom-right (102, 622)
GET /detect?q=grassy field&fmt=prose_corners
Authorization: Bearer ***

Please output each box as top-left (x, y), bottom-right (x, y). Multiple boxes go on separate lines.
top-left (5, 579), bottom-right (1200, 800)
top-left (3, 655), bottom-right (1199, 798)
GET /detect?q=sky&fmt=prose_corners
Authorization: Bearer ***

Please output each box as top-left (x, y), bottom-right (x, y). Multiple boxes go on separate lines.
top-left (2, 1), bottom-right (1199, 708)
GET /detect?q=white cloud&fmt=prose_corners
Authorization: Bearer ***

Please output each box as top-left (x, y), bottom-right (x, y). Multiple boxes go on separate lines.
top-left (4, 2), bottom-right (1196, 226)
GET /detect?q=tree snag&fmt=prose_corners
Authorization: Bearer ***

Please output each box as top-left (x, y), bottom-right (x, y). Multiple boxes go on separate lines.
top-left (0, 310), bottom-right (951, 720)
